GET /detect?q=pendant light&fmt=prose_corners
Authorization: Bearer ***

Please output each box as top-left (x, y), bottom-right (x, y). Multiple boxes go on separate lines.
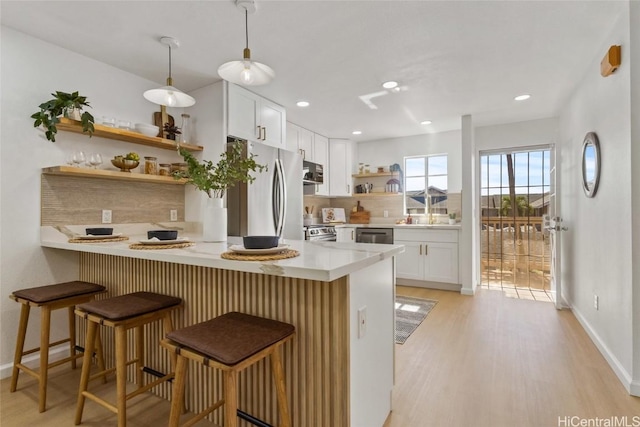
top-left (143, 37), bottom-right (195, 107)
top-left (217, 0), bottom-right (275, 86)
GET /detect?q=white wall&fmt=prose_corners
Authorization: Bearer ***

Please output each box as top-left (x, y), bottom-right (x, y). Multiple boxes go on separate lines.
top-left (630, 0), bottom-right (640, 396)
top-left (475, 117), bottom-right (559, 152)
top-left (558, 6), bottom-right (636, 393)
top-left (0, 26), bottom-right (187, 375)
top-left (357, 130), bottom-right (462, 192)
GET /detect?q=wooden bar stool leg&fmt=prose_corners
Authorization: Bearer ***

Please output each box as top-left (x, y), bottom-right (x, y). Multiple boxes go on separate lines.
top-left (168, 355), bottom-right (187, 427)
top-left (115, 326), bottom-right (128, 427)
top-left (10, 303), bottom-right (30, 393)
top-left (94, 328), bottom-right (108, 384)
top-left (162, 313), bottom-right (185, 414)
top-left (135, 325), bottom-right (144, 388)
top-left (39, 305), bottom-right (52, 413)
top-left (224, 370), bottom-right (238, 427)
top-left (68, 306), bottom-right (77, 370)
top-left (75, 320), bottom-right (98, 425)
top-left (270, 346), bottom-right (291, 427)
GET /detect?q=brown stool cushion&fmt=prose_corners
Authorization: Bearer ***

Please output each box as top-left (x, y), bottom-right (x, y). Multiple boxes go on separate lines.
top-left (167, 312), bottom-right (295, 366)
top-left (12, 281), bottom-right (106, 303)
top-left (77, 292), bottom-right (181, 320)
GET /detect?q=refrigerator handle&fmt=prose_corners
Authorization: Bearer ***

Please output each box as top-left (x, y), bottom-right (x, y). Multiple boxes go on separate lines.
top-left (274, 158), bottom-right (286, 237)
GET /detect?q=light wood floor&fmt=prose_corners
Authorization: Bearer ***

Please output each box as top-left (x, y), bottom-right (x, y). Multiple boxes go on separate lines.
top-left (2, 287), bottom-right (638, 427)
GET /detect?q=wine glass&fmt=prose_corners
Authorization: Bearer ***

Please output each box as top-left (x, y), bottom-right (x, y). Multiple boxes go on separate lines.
top-left (72, 151), bottom-right (85, 168)
top-left (88, 153), bottom-right (103, 169)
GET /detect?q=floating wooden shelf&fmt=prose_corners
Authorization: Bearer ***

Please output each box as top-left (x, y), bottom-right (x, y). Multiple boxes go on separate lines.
top-left (352, 172), bottom-right (399, 178)
top-left (350, 193), bottom-right (402, 197)
top-left (42, 166), bottom-right (188, 185)
top-left (56, 118), bottom-right (203, 152)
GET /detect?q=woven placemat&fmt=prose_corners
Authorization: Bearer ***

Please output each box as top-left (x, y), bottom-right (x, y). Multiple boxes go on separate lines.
top-left (129, 242), bottom-right (195, 250)
top-left (221, 249), bottom-right (300, 261)
top-left (69, 236), bottom-right (130, 243)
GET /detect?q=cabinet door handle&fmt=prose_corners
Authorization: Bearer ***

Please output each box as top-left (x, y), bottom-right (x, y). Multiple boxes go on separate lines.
top-left (257, 125), bottom-right (262, 140)
top-left (347, 185), bottom-right (350, 194)
top-left (351, 230), bottom-right (354, 240)
top-left (261, 126), bottom-right (267, 141)
top-left (419, 244), bottom-right (422, 255)
top-left (425, 244), bottom-right (428, 256)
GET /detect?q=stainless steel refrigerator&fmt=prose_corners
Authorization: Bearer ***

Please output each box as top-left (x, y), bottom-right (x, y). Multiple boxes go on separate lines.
top-left (227, 139), bottom-right (304, 241)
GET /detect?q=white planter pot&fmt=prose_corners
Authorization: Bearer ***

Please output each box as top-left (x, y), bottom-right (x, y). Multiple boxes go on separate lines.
top-left (448, 219), bottom-right (456, 225)
top-left (203, 197), bottom-right (227, 242)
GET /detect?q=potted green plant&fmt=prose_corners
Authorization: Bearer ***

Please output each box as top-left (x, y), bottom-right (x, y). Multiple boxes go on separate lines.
top-left (448, 212), bottom-right (457, 225)
top-left (31, 91), bottom-right (95, 142)
top-left (174, 139), bottom-right (267, 241)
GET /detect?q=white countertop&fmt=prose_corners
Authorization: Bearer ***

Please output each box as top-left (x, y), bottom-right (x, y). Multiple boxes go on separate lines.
top-left (41, 224), bottom-right (404, 282)
top-left (333, 223), bottom-right (461, 230)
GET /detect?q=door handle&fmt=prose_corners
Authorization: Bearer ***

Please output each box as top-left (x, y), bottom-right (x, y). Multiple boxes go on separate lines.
top-left (257, 125), bottom-right (262, 140)
top-left (419, 244), bottom-right (422, 255)
top-left (425, 244), bottom-right (428, 256)
top-left (351, 230), bottom-right (354, 240)
top-left (261, 126), bottom-right (267, 141)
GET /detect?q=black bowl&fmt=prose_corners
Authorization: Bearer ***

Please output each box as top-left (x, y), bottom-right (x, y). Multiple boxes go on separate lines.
top-left (86, 227), bottom-right (113, 236)
top-left (243, 235), bottom-right (279, 249)
top-left (147, 230), bottom-right (178, 240)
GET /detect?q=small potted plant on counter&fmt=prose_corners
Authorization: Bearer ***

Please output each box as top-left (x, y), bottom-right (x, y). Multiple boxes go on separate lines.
top-left (31, 91), bottom-right (95, 142)
top-left (448, 212), bottom-right (457, 225)
top-left (173, 139), bottom-right (267, 242)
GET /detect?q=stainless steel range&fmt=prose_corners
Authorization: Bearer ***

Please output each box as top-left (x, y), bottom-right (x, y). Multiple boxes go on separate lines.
top-left (304, 225), bottom-right (337, 241)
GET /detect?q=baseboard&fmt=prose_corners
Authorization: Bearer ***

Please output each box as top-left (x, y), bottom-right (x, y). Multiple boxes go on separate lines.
top-left (460, 286), bottom-right (475, 296)
top-left (396, 278), bottom-right (462, 293)
top-left (0, 344), bottom-right (70, 380)
top-left (570, 305), bottom-right (636, 396)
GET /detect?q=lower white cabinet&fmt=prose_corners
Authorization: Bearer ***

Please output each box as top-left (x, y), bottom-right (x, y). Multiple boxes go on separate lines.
top-left (336, 227), bottom-right (356, 243)
top-left (394, 229), bottom-right (459, 284)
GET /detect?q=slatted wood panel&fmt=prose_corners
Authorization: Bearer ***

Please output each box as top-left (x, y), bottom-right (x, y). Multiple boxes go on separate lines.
top-left (78, 253), bottom-right (350, 427)
top-left (41, 174), bottom-right (184, 225)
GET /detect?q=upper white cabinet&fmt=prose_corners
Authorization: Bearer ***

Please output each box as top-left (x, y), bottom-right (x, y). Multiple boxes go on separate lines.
top-left (227, 84), bottom-right (285, 149)
top-left (287, 122), bottom-right (330, 196)
top-left (329, 139), bottom-right (353, 197)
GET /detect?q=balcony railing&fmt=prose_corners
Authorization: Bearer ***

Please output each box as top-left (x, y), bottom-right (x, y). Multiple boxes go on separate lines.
top-left (481, 216), bottom-right (550, 290)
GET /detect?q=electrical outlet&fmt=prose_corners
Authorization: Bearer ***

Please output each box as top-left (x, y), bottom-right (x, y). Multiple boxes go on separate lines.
top-left (358, 306), bottom-right (367, 339)
top-left (384, 210), bottom-right (389, 218)
top-left (170, 209), bottom-right (178, 221)
top-left (101, 210), bottom-right (112, 224)
top-left (594, 294), bottom-right (599, 310)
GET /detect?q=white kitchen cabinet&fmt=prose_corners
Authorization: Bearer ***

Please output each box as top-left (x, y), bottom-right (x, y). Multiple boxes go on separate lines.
top-left (394, 229), bottom-right (459, 285)
top-left (329, 138), bottom-right (352, 197)
top-left (227, 83), bottom-right (285, 149)
top-left (336, 227), bottom-right (356, 243)
top-left (313, 134), bottom-right (329, 196)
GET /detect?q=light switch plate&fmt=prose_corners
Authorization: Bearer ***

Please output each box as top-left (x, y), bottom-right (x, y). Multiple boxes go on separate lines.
top-left (101, 210), bottom-right (112, 224)
top-left (358, 306), bottom-right (367, 339)
top-left (170, 209), bottom-right (178, 221)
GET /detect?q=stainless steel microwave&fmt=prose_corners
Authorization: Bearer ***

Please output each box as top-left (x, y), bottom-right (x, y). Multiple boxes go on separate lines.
top-left (303, 160), bottom-right (323, 185)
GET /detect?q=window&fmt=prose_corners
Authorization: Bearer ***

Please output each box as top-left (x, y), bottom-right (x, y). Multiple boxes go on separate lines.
top-left (404, 155), bottom-right (448, 214)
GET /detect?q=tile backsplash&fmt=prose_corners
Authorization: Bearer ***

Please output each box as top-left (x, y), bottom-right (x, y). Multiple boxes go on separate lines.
top-left (303, 192), bottom-right (461, 224)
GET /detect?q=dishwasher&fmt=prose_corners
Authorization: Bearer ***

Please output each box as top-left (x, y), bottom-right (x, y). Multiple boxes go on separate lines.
top-left (355, 228), bottom-right (394, 244)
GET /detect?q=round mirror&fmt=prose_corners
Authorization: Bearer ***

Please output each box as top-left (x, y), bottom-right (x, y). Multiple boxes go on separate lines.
top-left (581, 132), bottom-right (600, 198)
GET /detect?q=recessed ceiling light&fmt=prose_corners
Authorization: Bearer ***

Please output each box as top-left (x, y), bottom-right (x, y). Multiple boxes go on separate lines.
top-left (352, 131), bottom-right (362, 135)
top-left (420, 120), bottom-right (432, 125)
top-left (296, 101), bottom-right (310, 107)
top-left (382, 81), bottom-right (398, 89)
top-left (514, 94), bottom-right (531, 101)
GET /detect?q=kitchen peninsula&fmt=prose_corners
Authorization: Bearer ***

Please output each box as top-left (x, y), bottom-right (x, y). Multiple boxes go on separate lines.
top-left (41, 224), bottom-right (403, 427)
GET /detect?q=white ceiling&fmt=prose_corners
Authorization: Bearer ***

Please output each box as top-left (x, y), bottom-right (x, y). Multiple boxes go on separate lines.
top-left (0, 1), bottom-right (625, 142)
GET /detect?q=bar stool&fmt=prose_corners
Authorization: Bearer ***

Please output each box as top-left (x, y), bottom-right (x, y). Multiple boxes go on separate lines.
top-left (162, 311), bottom-right (295, 427)
top-left (9, 281), bottom-right (107, 413)
top-left (74, 291), bottom-right (182, 427)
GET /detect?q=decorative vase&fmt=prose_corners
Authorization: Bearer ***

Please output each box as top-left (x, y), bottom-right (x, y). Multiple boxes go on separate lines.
top-left (202, 197), bottom-right (227, 242)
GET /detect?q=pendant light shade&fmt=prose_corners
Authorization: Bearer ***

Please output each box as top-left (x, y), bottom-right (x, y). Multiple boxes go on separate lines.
top-left (217, 0), bottom-right (274, 86)
top-left (144, 37), bottom-right (195, 107)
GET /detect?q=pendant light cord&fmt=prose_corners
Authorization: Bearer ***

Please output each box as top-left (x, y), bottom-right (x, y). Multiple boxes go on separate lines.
top-left (168, 44), bottom-right (172, 79)
top-left (245, 9), bottom-right (249, 49)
